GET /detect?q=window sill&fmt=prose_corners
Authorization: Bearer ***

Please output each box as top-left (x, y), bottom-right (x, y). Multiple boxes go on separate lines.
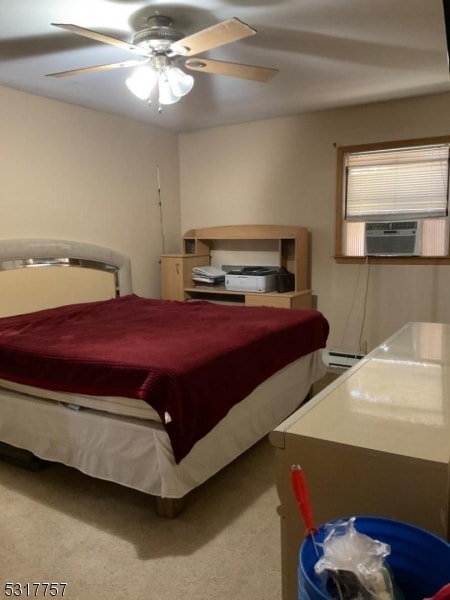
top-left (334, 255), bottom-right (450, 265)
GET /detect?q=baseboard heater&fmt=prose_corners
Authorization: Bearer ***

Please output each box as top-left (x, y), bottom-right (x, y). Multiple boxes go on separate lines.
top-left (322, 350), bottom-right (365, 369)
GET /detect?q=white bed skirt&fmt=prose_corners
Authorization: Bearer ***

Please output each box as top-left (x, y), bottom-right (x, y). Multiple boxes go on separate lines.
top-left (0, 351), bottom-right (325, 499)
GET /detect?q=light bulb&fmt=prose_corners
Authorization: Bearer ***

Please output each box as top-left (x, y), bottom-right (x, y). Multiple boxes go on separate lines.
top-left (158, 74), bottom-right (181, 105)
top-left (166, 67), bottom-right (194, 97)
top-left (126, 66), bottom-right (157, 100)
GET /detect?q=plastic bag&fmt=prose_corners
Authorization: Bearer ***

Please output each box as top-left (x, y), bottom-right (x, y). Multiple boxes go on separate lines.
top-left (314, 518), bottom-right (395, 600)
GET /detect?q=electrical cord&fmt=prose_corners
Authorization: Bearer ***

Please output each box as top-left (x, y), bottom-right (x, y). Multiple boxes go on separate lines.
top-left (157, 165), bottom-right (166, 255)
top-left (358, 257), bottom-right (370, 354)
top-left (340, 256), bottom-right (370, 355)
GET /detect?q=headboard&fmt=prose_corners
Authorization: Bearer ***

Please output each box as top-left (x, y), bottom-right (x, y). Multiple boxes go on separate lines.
top-left (0, 239), bottom-right (132, 317)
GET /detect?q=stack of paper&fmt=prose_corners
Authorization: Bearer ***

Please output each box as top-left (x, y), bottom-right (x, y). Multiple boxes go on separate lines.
top-left (192, 265), bottom-right (226, 286)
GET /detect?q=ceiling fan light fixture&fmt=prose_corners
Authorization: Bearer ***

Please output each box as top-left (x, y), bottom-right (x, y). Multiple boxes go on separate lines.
top-left (166, 67), bottom-right (194, 97)
top-left (125, 65), bottom-right (156, 100)
top-left (158, 73), bottom-right (181, 105)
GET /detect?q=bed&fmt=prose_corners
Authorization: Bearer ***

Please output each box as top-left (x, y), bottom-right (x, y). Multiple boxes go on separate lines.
top-left (0, 239), bottom-right (329, 516)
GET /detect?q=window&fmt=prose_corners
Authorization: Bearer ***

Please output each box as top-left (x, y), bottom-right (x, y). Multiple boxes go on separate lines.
top-left (335, 136), bottom-right (450, 261)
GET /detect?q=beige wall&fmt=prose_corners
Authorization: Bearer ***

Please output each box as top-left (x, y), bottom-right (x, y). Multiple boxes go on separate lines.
top-left (2, 84), bottom-right (449, 351)
top-left (0, 85), bottom-right (181, 298)
top-left (179, 92), bottom-right (450, 351)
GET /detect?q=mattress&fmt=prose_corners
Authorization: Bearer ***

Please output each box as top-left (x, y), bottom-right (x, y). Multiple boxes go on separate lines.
top-left (0, 378), bottom-right (160, 421)
top-left (0, 350), bottom-right (326, 498)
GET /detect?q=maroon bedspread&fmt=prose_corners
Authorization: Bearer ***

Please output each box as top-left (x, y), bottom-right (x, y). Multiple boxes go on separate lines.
top-left (0, 295), bottom-right (329, 462)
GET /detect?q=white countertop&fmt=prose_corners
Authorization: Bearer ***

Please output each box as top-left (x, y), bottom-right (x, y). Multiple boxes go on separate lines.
top-left (279, 322), bottom-right (450, 464)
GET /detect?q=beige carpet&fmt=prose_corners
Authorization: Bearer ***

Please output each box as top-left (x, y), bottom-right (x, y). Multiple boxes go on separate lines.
top-left (0, 437), bottom-right (283, 600)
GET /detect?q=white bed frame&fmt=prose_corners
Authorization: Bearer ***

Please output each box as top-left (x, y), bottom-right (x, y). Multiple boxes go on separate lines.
top-left (0, 239), bottom-right (325, 516)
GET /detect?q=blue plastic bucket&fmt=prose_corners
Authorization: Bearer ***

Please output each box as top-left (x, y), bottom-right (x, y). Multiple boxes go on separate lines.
top-left (298, 516), bottom-right (450, 600)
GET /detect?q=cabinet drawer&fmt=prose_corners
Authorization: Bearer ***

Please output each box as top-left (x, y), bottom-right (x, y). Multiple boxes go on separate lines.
top-left (245, 294), bottom-right (293, 309)
top-left (245, 290), bottom-right (312, 309)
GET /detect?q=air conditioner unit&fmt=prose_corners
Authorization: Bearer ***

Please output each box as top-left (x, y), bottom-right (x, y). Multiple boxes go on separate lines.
top-left (365, 221), bottom-right (420, 256)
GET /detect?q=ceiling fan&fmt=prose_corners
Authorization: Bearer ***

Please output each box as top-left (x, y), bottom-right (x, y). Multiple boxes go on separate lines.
top-left (47, 15), bottom-right (278, 110)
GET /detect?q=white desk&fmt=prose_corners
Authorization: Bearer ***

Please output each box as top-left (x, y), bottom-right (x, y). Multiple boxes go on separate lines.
top-left (270, 322), bottom-right (450, 600)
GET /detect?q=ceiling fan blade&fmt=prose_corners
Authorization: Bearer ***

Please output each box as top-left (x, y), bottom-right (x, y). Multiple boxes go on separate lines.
top-left (170, 18), bottom-right (256, 57)
top-left (51, 23), bottom-right (150, 57)
top-left (185, 57), bottom-right (278, 82)
top-left (46, 59), bottom-right (145, 78)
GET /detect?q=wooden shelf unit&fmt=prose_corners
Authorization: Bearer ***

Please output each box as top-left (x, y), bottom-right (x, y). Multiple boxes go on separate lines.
top-left (161, 225), bottom-right (311, 309)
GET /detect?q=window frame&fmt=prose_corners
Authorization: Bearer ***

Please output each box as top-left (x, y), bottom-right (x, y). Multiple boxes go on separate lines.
top-left (335, 135), bottom-right (450, 264)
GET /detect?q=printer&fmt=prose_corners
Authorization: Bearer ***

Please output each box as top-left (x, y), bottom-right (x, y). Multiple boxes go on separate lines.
top-left (225, 267), bottom-right (277, 293)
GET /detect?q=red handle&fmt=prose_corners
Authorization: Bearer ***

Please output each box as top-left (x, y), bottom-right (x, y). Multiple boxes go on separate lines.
top-left (290, 465), bottom-right (318, 536)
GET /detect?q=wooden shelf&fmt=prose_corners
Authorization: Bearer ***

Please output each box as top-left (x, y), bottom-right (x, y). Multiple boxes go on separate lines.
top-left (161, 225), bottom-right (311, 309)
top-left (184, 287), bottom-right (312, 309)
top-left (185, 285), bottom-right (248, 296)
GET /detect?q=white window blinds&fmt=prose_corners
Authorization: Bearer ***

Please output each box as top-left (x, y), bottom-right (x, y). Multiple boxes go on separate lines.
top-left (345, 144), bottom-right (450, 221)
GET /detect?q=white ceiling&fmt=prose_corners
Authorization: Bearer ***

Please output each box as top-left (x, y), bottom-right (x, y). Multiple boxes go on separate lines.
top-left (1, 0), bottom-right (449, 133)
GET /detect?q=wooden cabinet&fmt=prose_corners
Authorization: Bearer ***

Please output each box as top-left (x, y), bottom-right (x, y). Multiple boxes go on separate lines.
top-left (271, 322), bottom-right (450, 600)
top-left (160, 254), bottom-right (209, 301)
top-left (161, 225), bottom-right (312, 309)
